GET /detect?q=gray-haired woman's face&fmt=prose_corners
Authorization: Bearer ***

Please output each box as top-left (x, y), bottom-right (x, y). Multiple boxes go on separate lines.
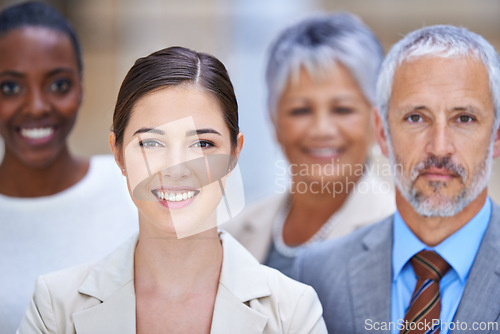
top-left (274, 63), bottom-right (373, 186)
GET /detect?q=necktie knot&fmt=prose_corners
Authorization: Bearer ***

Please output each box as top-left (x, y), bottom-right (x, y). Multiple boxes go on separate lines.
top-left (410, 250), bottom-right (450, 281)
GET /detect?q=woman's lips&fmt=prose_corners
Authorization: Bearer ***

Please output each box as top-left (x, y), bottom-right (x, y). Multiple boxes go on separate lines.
top-left (302, 147), bottom-right (344, 160)
top-left (16, 125), bottom-right (58, 145)
top-left (151, 188), bottom-right (200, 209)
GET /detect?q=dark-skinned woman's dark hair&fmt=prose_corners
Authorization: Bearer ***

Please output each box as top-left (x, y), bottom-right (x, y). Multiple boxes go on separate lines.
top-left (112, 46), bottom-right (239, 149)
top-left (0, 1), bottom-right (83, 74)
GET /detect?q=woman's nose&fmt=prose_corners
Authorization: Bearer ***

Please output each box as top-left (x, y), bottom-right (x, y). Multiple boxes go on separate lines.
top-left (23, 87), bottom-right (50, 116)
top-left (163, 162), bottom-right (192, 180)
top-left (310, 109), bottom-right (339, 138)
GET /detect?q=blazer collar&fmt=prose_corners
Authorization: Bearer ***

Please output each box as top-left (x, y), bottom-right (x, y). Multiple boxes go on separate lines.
top-left (348, 216), bottom-right (394, 329)
top-left (452, 201), bottom-right (500, 333)
top-left (72, 233), bottom-right (271, 333)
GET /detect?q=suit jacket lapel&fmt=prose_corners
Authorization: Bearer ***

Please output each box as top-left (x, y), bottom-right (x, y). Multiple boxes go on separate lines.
top-left (452, 203), bottom-right (500, 333)
top-left (349, 217), bottom-right (393, 332)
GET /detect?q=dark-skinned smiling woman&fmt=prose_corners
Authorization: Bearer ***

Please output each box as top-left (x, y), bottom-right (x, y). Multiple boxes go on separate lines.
top-left (0, 2), bottom-right (137, 331)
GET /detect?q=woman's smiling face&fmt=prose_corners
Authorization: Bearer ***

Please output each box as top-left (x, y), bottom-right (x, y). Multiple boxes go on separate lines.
top-left (0, 27), bottom-right (82, 168)
top-left (117, 85), bottom-right (238, 238)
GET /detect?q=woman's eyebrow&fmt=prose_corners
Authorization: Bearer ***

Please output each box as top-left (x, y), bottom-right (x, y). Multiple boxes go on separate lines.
top-left (186, 128), bottom-right (222, 137)
top-left (0, 70), bottom-right (24, 78)
top-left (133, 128), bottom-right (165, 136)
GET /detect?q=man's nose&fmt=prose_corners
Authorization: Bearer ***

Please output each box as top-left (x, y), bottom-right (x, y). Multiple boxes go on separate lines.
top-left (426, 120), bottom-right (455, 158)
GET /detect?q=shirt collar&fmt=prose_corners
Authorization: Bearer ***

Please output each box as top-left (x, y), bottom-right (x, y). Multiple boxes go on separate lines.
top-left (393, 197), bottom-right (492, 283)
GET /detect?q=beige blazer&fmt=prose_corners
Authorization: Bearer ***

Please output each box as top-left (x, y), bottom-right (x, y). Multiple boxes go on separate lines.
top-left (223, 173), bottom-right (396, 262)
top-left (17, 232), bottom-right (327, 334)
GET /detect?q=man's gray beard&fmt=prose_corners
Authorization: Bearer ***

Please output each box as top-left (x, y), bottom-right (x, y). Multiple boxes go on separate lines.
top-left (387, 138), bottom-right (493, 217)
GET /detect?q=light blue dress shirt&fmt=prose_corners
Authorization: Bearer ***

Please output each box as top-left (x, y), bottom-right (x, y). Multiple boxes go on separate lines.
top-left (391, 197), bottom-right (491, 334)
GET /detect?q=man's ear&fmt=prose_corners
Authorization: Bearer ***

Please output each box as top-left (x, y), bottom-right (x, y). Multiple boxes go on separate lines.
top-left (493, 122), bottom-right (500, 159)
top-left (373, 107), bottom-right (390, 158)
top-left (109, 132), bottom-right (125, 175)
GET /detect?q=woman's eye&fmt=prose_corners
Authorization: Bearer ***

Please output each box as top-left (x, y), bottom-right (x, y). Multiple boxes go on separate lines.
top-left (458, 115), bottom-right (474, 123)
top-left (192, 141), bottom-right (214, 149)
top-left (406, 114), bottom-right (422, 123)
top-left (0, 82), bottom-right (22, 96)
top-left (333, 107), bottom-right (353, 115)
top-left (289, 107), bottom-right (310, 116)
top-left (49, 79), bottom-right (71, 94)
top-left (139, 139), bottom-right (163, 148)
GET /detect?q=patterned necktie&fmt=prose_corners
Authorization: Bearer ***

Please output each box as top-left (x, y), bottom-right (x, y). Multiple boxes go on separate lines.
top-left (400, 250), bottom-right (450, 334)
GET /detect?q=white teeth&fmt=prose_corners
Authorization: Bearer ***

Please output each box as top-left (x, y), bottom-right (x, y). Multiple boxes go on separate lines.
top-left (153, 190), bottom-right (196, 202)
top-left (308, 148), bottom-right (340, 157)
top-left (20, 127), bottom-right (54, 139)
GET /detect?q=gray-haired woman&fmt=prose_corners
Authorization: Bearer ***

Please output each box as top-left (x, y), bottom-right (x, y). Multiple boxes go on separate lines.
top-left (225, 12), bottom-right (395, 276)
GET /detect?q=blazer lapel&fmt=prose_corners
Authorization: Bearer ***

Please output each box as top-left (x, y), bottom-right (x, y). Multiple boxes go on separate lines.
top-left (452, 203), bottom-right (500, 333)
top-left (348, 218), bottom-right (393, 333)
top-left (211, 232), bottom-right (273, 333)
top-left (211, 284), bottom-right (268, 334)
top-left (73, 281), bottom-right (136, 334)
top-left (72, 234), bottom-right (138, 334)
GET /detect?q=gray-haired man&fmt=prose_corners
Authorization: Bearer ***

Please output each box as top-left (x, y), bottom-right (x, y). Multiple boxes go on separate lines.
top-left (293, 25), bottom-right (500, 334)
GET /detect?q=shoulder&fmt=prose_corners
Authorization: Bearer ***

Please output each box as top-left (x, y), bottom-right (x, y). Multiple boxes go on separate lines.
top-left (223, 194), bottom-right (285, 234)
top-left (18, 235), bottom-right (137, 333)
top-left (339, 173), bottom-right (396, 226)
top-left (294, 216), bottom-right (393, 282)
top-left (18, 262), bottom-right (98, 333)
top-left (218, 232), bottom-right (327, 333)
top-left (221, 194), bottom-right (286, 261)
top-left (88, 155), bottom-right (123, 181)
top-left (258, 266), bottom-right (327, 333)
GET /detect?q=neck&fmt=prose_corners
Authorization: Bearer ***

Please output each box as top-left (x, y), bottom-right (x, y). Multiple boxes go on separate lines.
top-left (396, 188), bottom-right (488, 247)
top-left (0, 147), bottom-right (88, 197)
top-left (282, 174), bottom-right (359, 245)
top-left (289, 173), bottom-right (361, 219)
top-left (134, 227), bottom-right (223, 296)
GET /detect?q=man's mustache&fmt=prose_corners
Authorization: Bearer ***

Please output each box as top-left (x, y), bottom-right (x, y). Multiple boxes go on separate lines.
top-left (410, 155), bottom-right (467, 182)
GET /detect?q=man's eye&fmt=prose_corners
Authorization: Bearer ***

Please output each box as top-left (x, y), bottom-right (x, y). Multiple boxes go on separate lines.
top-left (139, 139), bottom-right (163, 148)
top-left (49, 79), bottom-right (71, 94)
top-left (192, 141), bottom-right (214, 149)
top-left (458, 115), bottom-right (474, 123)
top-left (1, 82), bottom-right (22, 96)
top-left (406, 114), bottom-right (422, 123)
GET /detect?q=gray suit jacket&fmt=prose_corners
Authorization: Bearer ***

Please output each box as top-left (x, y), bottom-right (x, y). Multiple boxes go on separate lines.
top-left (293, 202), bottom-right (500, 334)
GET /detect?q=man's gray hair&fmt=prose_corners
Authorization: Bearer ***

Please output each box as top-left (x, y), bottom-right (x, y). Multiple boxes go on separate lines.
top-left (377, 25), bottom-right (500, 131)
top-left (266, 12), bottom-right (384, 120)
